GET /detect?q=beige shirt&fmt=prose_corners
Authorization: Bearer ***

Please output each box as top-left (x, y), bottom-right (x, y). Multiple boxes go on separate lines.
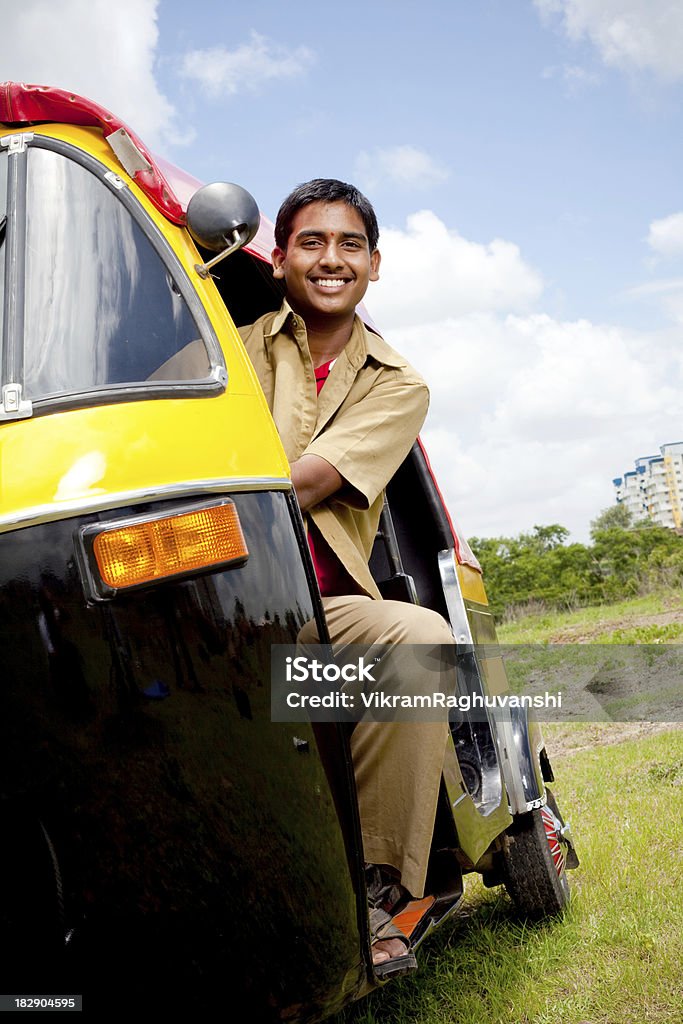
top-left (239, 301), bottom-right (429, 598)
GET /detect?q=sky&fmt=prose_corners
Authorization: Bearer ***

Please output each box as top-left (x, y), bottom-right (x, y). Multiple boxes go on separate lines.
top-left (3, 0), bottom-right (682, 542)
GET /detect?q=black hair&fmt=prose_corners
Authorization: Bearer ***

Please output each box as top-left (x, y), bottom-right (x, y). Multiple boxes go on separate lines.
top-left (274, 178), bottom-right (379, 252)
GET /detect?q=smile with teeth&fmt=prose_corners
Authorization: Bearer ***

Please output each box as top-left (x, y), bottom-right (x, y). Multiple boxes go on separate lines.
top-left (311, 277), bottom-right (350, 289)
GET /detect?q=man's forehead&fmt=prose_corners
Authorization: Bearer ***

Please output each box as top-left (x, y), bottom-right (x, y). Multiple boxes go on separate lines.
top-left (289, 201), bottom-right (369, 241)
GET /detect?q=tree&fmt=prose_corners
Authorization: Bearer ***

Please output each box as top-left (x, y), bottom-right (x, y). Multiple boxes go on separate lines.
top-left (590, 503), bottom-right (632, 540)
top-left (470, 525), bottom-right (594, 618)
top-left (528, 524), bottom-right (570, 552)
top-left (470, 510), bottom-right (682, 622)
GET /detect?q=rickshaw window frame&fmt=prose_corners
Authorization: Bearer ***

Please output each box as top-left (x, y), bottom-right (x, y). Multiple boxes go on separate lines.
top-left (6, 135), bottom-right (228, 416)
top-left (0, 140), bottom-right (28, 401)
top-left (0, 147), bottom-right (6, 384)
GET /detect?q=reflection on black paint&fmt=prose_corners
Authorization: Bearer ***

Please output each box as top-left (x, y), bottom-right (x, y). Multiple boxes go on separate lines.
top-left (0, 491), bottom-right (362, 1016)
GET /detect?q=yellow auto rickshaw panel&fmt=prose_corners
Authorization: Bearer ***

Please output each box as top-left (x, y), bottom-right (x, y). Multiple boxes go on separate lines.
top-left (456, 562), bottom-right (488, 606)
top-left (0, 396), bottom-right (290, 532)
top-left (0, 122), bottom-right (293, 532)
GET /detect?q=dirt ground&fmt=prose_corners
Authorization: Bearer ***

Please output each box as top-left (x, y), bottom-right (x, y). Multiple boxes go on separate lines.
top-left (549, 607), bottom-right (683, 644)
top-left (499, 596), bottom-right (683, 728)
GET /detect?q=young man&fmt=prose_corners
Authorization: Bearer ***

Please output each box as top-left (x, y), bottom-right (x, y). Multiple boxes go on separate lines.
top-left (239, 179), bottom-right (455, 973)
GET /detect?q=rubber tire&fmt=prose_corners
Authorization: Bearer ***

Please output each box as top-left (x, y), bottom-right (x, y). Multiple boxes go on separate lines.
top-left (502, 790), bottom-right (571, 918)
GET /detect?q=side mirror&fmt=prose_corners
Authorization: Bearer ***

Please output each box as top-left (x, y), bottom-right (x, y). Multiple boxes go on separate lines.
top-left (186, 182), bottom-right (260, 278)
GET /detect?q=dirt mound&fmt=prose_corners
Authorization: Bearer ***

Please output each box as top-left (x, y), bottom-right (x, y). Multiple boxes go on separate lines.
top-left (549, 605), bottom-right (683, 644)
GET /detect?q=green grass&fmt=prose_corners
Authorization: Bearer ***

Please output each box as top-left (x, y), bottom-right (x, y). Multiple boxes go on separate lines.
top-left (332, 597), bottom-right (683, 1022)
top-left (601, 621), bottom-right (683, 644)
top-left (334, 727), bottom-right (683, 1024)
top-left (497, 589), bottom-right (683, 645)
top-left (496, 590), bottom-right (683, 720)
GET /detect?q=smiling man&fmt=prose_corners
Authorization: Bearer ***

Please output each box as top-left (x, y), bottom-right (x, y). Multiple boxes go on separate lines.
top-left (239, 179), bottom-right (455, 976)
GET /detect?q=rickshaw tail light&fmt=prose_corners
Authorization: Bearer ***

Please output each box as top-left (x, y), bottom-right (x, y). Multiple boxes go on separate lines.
top-left (92, 503), bottom-right (249, 590)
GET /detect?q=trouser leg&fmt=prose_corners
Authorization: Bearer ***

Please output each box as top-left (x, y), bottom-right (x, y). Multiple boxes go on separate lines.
top-left (302, 596), bottom-right (454, 899)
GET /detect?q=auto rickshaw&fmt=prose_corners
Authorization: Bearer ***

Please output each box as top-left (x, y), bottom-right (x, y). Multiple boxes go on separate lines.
top-left (0, 82), bottom-right (578, 1018)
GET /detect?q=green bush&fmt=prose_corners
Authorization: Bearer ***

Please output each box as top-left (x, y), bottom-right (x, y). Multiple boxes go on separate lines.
top-left (470, 516), bottom-right (683, 621)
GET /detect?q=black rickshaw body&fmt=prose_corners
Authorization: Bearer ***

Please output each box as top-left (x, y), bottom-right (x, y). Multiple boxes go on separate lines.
top-left (0, 84), bottom-right (577, 1018)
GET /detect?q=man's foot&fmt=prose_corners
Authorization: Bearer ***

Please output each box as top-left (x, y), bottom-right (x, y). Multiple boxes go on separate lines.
top-left (371, 935), bottom-right (410, 966)
top-left (366, 865), bottom-right (418, 976)
top-left (370, 927), bottom-right (417, 978)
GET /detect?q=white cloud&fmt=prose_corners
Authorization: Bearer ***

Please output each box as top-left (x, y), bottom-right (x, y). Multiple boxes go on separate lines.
top-left (1, 0), bottom-right (180, 148)
top-left (628, 278), bottom-right (683, 296)
top-left (647, 212), bottom-right (683, 256)
top-left (365, 218), bottom-right (682, 540)
top-left (180, 32), bottom-right (315, 98)
top-left (625, 275), bottom-right (683, 325)
top-left (392, 312), bottom-right (682, 540)
top-left (535, 0), bottom-right (683, 81)
top-left (541, 63), bottom-right (600, 93)
top-left (354, 146), bottom-right (449, 191)
top-left (369, 210), bottom-right (543, 328)
top-left (486, 315), bottom-right (674, 433)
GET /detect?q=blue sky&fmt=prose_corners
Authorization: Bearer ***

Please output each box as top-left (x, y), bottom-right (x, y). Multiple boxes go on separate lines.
top-left (4, 0), bottom-right (683, 541)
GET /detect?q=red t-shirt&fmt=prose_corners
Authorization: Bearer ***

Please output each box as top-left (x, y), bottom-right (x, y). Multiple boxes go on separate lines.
top-left (307, 359), bottom-right (361, 597)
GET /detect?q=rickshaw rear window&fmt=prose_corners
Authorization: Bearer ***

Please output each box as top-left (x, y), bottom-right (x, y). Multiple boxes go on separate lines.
top-left (22, 148), bottom-right (210, 398)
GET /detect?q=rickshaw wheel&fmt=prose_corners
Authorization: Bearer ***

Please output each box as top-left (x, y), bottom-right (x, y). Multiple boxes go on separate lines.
top-left (501, 789), bottom-right (571, 918)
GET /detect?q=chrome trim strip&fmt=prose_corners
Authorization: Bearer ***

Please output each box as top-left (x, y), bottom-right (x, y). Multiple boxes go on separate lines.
top-left (27, 374), bottom-right (225, 419)
top-left (510, 706), bottom-right (545, 804)
top-left (1, 135), bottom-right (28, 400)
top-left (495, 712), bottom-right (534, 815)
top-left (438, 548), bottom-right (474, 645)
top-left (0, 477), bottom-right (292, 534)
top-left (438, 547), bottom-right (533, 816)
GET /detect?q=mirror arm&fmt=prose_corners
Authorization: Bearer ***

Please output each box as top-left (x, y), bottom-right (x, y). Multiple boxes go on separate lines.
top-left (194, 228), bottom-right (245, 279)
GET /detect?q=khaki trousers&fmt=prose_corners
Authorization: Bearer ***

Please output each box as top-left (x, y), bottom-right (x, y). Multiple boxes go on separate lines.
top-left (301, 596), bottom-right (454, 899)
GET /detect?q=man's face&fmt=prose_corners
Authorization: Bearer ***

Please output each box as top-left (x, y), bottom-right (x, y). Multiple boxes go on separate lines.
top-left (271, 201), bottom-right (380, 323)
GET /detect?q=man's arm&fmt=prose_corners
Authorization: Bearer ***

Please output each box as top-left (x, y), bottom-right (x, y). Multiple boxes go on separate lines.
top-left (303, 375), bottom-right (429, 511)
top-left (290, 454), bottom-right (343, 512)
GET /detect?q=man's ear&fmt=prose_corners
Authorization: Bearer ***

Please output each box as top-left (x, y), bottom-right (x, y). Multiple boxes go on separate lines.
top-left (369, 249), bottom-right (381, 283)
top-left (271, 247), bottom-right (286, 279)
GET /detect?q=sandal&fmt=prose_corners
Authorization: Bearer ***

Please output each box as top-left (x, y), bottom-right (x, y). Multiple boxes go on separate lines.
top-left (366, 867), bottom-right (417, 979)
top-left (369, 907), bottom-right (418, 978)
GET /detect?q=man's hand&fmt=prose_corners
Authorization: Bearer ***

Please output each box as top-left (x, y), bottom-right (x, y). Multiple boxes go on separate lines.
top-left (290, 454), bottom-right (343, 512)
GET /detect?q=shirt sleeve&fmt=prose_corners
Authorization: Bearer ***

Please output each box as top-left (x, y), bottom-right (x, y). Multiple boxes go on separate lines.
top-left (303, 370), bottom-right (429, 510)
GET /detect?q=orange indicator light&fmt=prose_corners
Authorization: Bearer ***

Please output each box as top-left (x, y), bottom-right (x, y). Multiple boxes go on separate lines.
top-left (93, 503), bottom-right (248, 590)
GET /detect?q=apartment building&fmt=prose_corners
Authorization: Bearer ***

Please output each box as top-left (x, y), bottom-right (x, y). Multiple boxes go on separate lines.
top-left (613, 441), bottom-right (683, 529)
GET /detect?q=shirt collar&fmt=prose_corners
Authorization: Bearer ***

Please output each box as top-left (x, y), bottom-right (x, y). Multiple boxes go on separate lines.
top-left (264, 299), bottom-right (407, 370)
top-left (266, 299), bottom-right (296, 339)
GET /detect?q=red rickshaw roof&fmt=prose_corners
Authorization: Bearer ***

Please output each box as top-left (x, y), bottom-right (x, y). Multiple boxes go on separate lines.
top-left (0, 81), bottom-right (274, 259)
